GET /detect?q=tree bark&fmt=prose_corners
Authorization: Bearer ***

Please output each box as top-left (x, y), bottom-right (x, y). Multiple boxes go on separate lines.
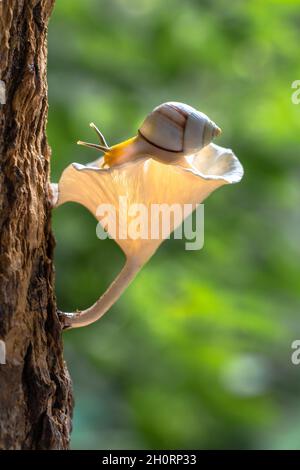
top-left (0, 0), bottom-right (73, 449)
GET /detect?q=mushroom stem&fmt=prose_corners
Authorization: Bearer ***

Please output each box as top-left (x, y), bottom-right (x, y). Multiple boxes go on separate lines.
top-left (59, 257), bottom-right (142, 329)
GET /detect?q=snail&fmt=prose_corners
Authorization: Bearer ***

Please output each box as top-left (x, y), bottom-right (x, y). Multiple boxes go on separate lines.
top-left (77, 102), bottom-right (222, 167)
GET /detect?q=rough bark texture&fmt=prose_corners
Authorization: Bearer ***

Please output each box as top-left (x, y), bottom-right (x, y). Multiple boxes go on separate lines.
top-left (0, 0), bottom-right (73, 449)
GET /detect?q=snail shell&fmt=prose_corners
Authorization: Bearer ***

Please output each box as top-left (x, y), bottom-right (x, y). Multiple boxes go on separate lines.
top-left (138, 102), bottom-right (221, 157)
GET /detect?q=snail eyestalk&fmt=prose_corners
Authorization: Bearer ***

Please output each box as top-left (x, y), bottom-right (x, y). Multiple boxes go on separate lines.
top-left (77, 122), bottom-right (111, 153)
top-left (89, 122), bottom-right (110, 149)
top-left (77, 140), bottom-right (109, 152)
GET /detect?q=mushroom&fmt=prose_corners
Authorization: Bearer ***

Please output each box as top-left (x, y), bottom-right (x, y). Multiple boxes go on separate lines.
top-left (51, 102), bottom-right (243, 329)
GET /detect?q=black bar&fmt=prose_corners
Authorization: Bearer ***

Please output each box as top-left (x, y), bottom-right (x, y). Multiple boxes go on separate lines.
top-left (0, 449), bottom-right (299, 465)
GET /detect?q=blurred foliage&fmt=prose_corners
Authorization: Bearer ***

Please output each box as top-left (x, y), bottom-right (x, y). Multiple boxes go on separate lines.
top-left (48, 0), bottom-right (300, 449)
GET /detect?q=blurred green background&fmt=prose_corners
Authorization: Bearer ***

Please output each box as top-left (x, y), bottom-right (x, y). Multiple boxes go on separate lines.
top-left (48, 0), bottom-right (300, 449)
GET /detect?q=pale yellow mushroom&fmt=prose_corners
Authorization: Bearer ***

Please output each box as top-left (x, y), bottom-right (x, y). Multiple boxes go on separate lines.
top-left (52, 141), bottom-right (243, 330)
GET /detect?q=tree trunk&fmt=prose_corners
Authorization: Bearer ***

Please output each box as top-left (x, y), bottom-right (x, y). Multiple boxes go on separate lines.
top-left (0, 0), bottom-right (73, 449)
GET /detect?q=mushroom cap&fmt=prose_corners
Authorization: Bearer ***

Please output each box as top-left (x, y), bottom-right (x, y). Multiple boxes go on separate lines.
top-left (139, 102), bottom-right (221, 155)
top-left (57, 144), bottom-right (243, 263)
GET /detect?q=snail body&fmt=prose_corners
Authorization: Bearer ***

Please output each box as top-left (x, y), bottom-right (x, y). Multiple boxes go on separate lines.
top-left (78, 102), bottom-right (221, 167)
